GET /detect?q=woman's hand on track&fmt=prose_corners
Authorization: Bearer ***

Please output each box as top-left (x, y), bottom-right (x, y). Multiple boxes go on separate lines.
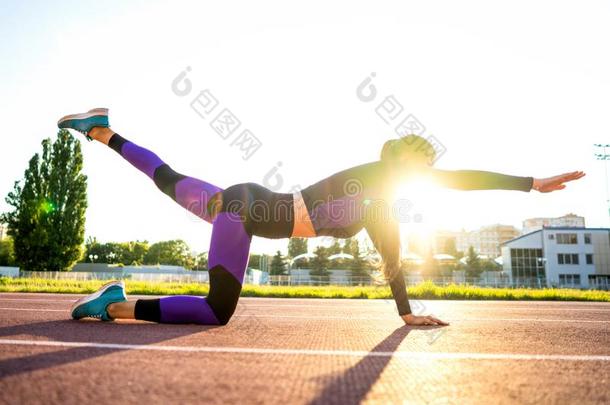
top-left (401, 314), bottom-right (449, 326)
top-left (532, 171), bottom-right (585, 193)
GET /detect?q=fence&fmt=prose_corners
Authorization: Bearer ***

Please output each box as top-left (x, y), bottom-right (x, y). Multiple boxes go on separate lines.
top-left (17, 270), bottom-right (209, 283)
top-left (12, 270), bottom-right (261, 285)
top-left (267, 275), bottom-right (523, 288)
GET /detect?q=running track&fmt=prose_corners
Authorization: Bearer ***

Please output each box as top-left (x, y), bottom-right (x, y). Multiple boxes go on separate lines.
top-left (0, 294), bottom-right (609, 404)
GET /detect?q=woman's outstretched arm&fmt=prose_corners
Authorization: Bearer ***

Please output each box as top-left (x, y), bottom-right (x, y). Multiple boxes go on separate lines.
top-left (427, 168), bottom-right (585, 193)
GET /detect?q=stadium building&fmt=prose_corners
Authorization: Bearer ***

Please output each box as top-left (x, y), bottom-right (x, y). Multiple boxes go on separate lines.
top-left (501, 227), bottom-right (610, 289)
top-left (522, 213), bottom-right (585, 234)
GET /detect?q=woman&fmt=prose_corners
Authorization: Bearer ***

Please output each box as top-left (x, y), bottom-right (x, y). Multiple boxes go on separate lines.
top-left (61, 108), bottom-right (585, 326)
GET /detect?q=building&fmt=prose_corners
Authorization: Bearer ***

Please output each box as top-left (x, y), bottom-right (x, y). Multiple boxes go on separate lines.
top-left (455, 225), bottom-right (521, 258)
top-left (407, 225), bottom-right (521, 258)
top-left (501, 227), bottom-right (610, 289)
top-left (432, 230), bottom-right (458, 256)
top-left (522, 213), bottom-right (585, 234)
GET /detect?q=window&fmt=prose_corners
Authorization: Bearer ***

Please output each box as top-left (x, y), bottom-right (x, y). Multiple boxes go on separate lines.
top-left (510, 248), bottom-right (545, 284)
top-left (584, 233), bottom-right (591, 244)
top-left (558, 253), bottom-right (579, 265)
top-left (557, 233), bottom-right (578, 244)
top-left (589, 275), bottom-right (610, 288)
top-left (548, 234), bottom-right (555, 240)
top-left (559, 274), bottom-right (581, 286)
top-left (586, 254), bottom-right (593, 265)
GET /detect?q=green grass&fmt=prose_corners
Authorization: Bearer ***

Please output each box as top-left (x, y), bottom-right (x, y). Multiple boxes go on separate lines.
top-left (1, 277), bottom-right (609, 302)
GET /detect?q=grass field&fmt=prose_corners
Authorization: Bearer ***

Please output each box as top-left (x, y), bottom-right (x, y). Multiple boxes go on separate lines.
top-left (1, 277), bottom-right (609, 302)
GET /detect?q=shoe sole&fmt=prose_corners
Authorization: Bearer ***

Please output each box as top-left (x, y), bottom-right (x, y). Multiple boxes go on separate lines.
top-left (57, 108), bottom-right (109, 126)
top-left (71, 280), bottom-right (126, 318)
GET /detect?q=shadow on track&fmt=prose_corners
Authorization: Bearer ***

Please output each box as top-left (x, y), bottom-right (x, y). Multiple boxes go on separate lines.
top-left (0, 320), bottom-right (220, 379)
top-left (310, 324), bottom-right (444, 405)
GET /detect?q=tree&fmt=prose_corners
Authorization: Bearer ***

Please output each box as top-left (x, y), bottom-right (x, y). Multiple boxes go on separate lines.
top-left (144, 239), bottom-right (194, 268)
top-left (192, 252), bottom-right (208, 271)
top-left (446, 238), bottom-right (458, 257)
top-left (329, 239), bottom-right (342, 255)
top-left (1, 130), bottom-right (87, 271)
top-left (0, 237), bottom-right (15, 266)
top-left (400, 258), bottom-right (420, 275)
top-left (270, 250), bottom-right (287, 275)
top-left (346, 238), bottom-right (369, 283)
top-left (83, 236), bottom-right (100, 262)
top-left (481, 258), bottom-right (500, 272)
top-left (120, 241), bottom-right (149, 265)
top-left (82, 238), bottom-right (149, 265)
top-left (464, 246), bottom-right (482, 279)
top-left (422, 249), bottom-right (440, 278)
top-left (248, 253), bottom-right (262, 270)
top-left (288, 237), bottom-right (309, 268)
top-left (288, 237), bottom-right (308, 258)
top-left (249, 253), bottom-right (271, 272)
top-left (343, 237), bottom-right (357, 255)
top-left (310, 245), bottom-right (330, 284)
top-left (438, 261), bottom-right (457, 277)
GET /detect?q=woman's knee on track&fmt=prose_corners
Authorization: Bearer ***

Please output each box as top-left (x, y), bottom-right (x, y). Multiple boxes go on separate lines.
top-left (206, 265), bottom-right (243, 325)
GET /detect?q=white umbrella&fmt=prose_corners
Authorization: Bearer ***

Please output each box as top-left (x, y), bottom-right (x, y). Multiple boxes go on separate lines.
top-left (433, 253), bottom-right (455, 261)
top-left (328, 253), bottom-right (354, 260)
top-left (289, 253), bottom-right (316, 264)
top-left (403, 252), bottom-right (423, 261)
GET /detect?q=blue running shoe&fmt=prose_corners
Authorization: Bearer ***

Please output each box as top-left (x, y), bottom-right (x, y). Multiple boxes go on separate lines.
top-left (57, 108), bottom-right (110, 141)
top-left (71, 280), bottom-right (127, 321)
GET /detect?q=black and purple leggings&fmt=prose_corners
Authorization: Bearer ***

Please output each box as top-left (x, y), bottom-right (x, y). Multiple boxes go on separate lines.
top-left (108, 134), bottom-right (251, 325)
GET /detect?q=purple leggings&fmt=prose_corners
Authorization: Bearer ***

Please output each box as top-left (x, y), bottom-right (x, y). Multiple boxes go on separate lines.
top-left (108, 134), bottom-right (251, 325)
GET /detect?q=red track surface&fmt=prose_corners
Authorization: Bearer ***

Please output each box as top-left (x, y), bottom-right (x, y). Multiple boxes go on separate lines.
top-left (0, 293), bottom-right (609, 404)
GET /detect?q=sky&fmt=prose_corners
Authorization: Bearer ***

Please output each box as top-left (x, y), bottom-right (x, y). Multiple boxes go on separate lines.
top-left (1, 0), bottom-right (608, 255)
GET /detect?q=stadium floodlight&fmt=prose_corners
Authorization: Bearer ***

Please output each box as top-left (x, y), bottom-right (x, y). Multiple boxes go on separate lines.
top-left (593, 143), bottom-right (610, 218)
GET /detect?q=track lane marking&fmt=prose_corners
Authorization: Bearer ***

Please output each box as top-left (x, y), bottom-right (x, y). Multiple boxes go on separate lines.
top-left (0, 338), bottom-right (608, 361)
top-left (0, 292), bottom-right (610, 307)
top-left (1, 298), bottom-right (609, 312)
top-left (238, 304), bottom-right (610, 312)
top-left (0, 307), bottom-right (608, 323)
top-left (0, 298), bottom-right (77, 303)
top-left (0, 307), bottom-right (66, 312)
top-left (243, 315), bottom-right (610, 323)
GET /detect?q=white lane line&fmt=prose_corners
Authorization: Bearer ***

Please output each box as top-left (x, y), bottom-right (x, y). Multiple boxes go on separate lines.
top-left (0, 338), bottom-right (608, 361)
top-left (0, 307), bottom-right (67, 312)
top-left (1, 307), bottom-right (608, 323)
top-left (235, 315), bottom-right (610, 323)
top-left (240, 299), bottom-right (610, 308)
top-left (3, 293), bottom-right (609, 305)
top-left (239, 304), bottom-right (610, 312)
top-left (2, 298), bottom-right (610, 313)
top-left (452, 317), bottom-right (610, 324)
top-left (0, 298), bottom-right (77, 303)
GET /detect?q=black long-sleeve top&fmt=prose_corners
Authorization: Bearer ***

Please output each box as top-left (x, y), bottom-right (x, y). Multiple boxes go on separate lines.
top-left (300, 161), bottom-right (533, 315)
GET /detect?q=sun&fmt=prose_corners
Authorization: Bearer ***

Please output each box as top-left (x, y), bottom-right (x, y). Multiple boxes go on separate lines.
top-left (393, 176), bottom-right (448, 245)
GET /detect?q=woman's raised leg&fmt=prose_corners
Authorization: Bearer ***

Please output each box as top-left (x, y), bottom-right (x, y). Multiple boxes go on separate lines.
top-left (89, 127), bottom-right (222, 223)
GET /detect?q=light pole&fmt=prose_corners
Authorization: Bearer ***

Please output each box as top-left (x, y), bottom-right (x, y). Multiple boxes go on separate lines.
top-left (594, 143), bottom-right (610, 218)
